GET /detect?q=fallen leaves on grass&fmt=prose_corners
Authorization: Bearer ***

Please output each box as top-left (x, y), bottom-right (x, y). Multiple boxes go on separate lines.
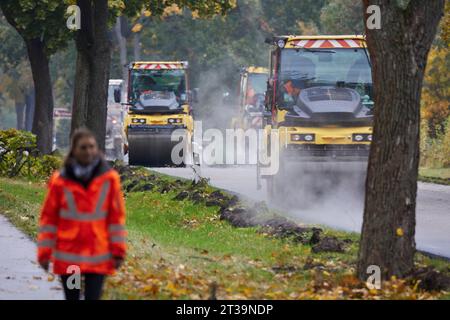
top-left (105, 247), bottom-right (448, 300)
top-left (182, 218), bottom-right (200, 229)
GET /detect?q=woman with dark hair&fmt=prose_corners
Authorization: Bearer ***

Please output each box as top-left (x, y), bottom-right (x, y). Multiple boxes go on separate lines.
top-left (37, 128), bottom-right (126, 300)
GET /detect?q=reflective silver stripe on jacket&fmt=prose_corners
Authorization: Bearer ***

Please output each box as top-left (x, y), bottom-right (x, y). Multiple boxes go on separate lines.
top-left (38, 239), bottom-right (55, 248)
top-left (59, 209), bottom-right (107, 221)
top-left (60, 181), bottom-right (110, 221)
top-left (54, 251), bottom-right (112, 263)
top-left (39, 225), bottom-right (57, 233)
top-left (108, 224), bottom-right (125, 232)
top-left (110, 235), bottom-right (126, 244)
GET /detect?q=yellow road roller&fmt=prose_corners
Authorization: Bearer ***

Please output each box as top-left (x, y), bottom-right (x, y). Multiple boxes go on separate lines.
top-left (258, 35), bottom-right (374, 199)
top-left (124, 61), bottom-right (195, 167)
top-left (231, 66), bottom-right (269, 130)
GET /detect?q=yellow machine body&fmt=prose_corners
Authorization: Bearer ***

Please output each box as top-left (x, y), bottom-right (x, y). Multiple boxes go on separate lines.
top-left (124, 61), bottom-right (195, 167)
top-left (264, 35), bottom-right (373, 163)
top-left (231, 66), bottom-right (269, 130)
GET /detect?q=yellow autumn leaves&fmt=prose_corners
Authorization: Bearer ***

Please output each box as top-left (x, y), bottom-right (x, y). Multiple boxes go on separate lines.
top-left (131, 5), bottom-right (182, 33)
top-left (131, 23), bottom-right (143, 33)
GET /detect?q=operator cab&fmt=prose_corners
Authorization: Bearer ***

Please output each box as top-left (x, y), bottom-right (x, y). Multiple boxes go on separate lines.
top-left (241, 69), bottom-right (268, 113)
top-left (128, 63), bottom-right (189, 114)
top-left (276, 43), bottom-right (373, 126)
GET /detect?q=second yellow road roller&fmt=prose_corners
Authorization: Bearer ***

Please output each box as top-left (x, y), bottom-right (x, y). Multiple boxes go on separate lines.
top-left (123, 61), bottom-right (196, 167)
top-left (231, 66), bottom-right (269, 130)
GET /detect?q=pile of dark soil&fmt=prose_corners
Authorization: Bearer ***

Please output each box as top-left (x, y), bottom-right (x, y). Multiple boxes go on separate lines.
top-left (311, 236), bottom-right (347, 253)
top-left (407, 267), bottom-right (450, 291)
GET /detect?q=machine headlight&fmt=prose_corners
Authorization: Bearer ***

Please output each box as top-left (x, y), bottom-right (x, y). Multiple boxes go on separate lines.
top-left (352, 134), bottom-right (371, 142)
top-left (291, 134), bottom-right (315, 142)
top-left (168, 118), bottom-right (183, 124)
top-left (132, 118), bottom-right (146, 124)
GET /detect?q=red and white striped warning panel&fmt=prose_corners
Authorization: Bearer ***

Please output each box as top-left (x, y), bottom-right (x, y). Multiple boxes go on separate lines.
top-left (53, 108), bottom-right (72, 119)
top-left (291, 39), bottom-right (365, 49)
top-left (134, 63), bottom-right (182, 70)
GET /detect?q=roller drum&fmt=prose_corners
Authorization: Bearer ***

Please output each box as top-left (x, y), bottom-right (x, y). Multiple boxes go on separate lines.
top-left (128, 126), bottom-right (188, 167)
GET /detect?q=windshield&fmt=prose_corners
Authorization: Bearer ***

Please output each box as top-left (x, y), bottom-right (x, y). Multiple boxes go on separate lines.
top-left (248, 74), bottom-right (267, 95)
top-left (245, 73), bottom-right (268, 107)
top-left (278, 48), bottom-right (373, 108)
top-left (130, 69), bottom-right (187, 106)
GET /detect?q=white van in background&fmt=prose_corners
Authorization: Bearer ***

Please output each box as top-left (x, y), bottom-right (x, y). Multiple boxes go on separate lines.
top-left (106, 79), bottom-right (125, 161)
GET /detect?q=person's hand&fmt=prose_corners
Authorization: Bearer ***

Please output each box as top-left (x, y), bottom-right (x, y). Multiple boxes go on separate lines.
top-left (39, 259), bottom-right (49, 272)
top-left (113, 256), bottom-right (124, 270)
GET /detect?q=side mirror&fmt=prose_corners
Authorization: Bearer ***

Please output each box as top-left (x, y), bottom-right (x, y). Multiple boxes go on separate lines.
top-left (114, 88), bottom-right (121, 103)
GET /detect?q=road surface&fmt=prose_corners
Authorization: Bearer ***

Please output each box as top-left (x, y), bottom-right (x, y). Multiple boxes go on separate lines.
top-left (154, 166), bottom-right (450, 258)
top-left (0, 215), bottom-right (63, 299)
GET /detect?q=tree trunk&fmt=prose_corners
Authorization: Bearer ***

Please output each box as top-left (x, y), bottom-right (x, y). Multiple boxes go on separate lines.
top-left (25, 39), bottom-right (54, 154)
top-left (115, 16), bottom-right (129, 85)
top-left (70, 42), bottom-right (91, 134)
top-left (25, 88), bottom-right (35, 132)
top-left (15, 99), bottom-right (25, 130)
top-left (133, 32), bottom-right (141, 61)
top-left (71, 0), bottom-right (111, 151)
top-left (357, 0), bottom-right (445, 280)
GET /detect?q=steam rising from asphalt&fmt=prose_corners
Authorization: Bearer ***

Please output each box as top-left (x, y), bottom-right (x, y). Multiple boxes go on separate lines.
top-left (274, 162), bottom-right (367, 231)
top-left (194, 64), bottom-right (237, 164)
top-left (195, 69), bottom-right (236, 131)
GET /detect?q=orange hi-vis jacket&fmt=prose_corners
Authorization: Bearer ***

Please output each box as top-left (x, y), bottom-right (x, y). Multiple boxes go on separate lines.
top-left (37, 165), bottom-right (126, 275)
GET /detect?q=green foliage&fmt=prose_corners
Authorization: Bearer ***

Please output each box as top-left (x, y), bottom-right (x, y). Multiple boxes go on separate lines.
top-left (119, 0), bottom-right (329, 99)
top-left (108, 0), bottom-right (235, 22)
top-left (0, 129), bottom-right (37, 177)
top-left (0, 13), bottom-right (32, 120)
top-left (261, 0), bottom-right (326, 34)
top-left (50, 42), bottom-right (77, 108)
top-left (0, 14), bottom-right (26, 70)
top-left (0, 129), bottom-right (61, 179)
top-left (34, 154), bottom-right (63, 178)
top-left (143, 0), bottom-right (235, 17)
top-left (320, 0), bottom-right (364, 34)
top-left (0, 1), bottom-right (72, 56)
top-left (420, 116), bottom-right (450, 168)
top-left (421, 9), bottom-right (450, 138)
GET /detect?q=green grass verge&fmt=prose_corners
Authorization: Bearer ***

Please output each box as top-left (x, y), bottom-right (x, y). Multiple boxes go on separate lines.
top-left (0, 175), bottom-right (449, 300)
top-left (419, 168), bottom-right (450, 185)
